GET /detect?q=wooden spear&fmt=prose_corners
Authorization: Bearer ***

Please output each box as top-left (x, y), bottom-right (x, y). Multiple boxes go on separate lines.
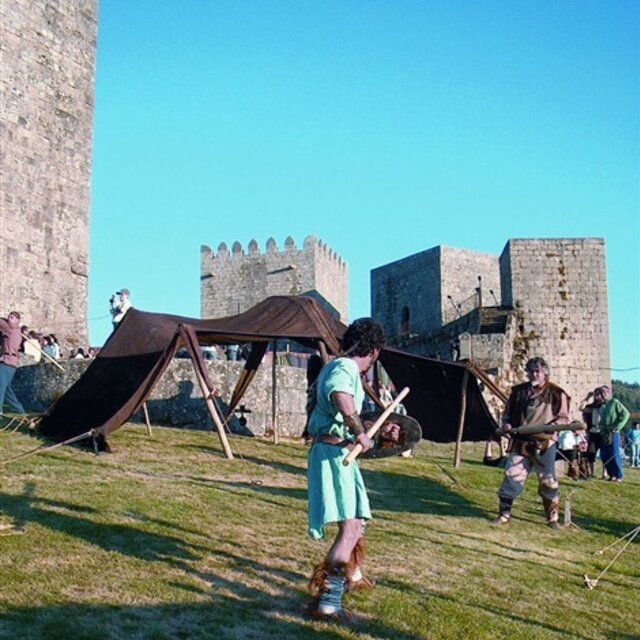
top-left (343, 386), bottom-right (410, 466)
top-left (20, 332), bottom-right (65, 372)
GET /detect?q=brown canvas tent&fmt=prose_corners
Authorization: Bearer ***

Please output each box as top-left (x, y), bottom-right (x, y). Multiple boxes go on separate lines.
top-left (39, 295), bottom-right (497, 447)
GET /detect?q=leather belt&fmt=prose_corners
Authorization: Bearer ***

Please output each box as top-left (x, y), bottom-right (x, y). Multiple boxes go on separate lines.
top-left (313, 434), bottom-right (354, 449)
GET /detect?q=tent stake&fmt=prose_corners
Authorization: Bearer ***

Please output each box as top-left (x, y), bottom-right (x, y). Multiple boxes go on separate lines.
top-left (271, 340), bottom-right (278, 445)
top-left (454, 369), bottom-right (469, 468)
top-left (141, 402), bottom-right (152, 437)
top-left (191, 362), bottom-right (234, 459)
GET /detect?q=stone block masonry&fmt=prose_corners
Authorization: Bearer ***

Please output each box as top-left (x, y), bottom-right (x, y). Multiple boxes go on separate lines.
top-left (0, 0), bottom-right (97, 349)
top-left (14, 358), bottom-right (308, 438)
top-left (201, 235), bottom-right (348, 321)
top-left (500, 238), bottom-right (610, 406)
top-left (372, 237), bottom-right (611, 421)
top-left (372, 245), bottom-right (500, 340)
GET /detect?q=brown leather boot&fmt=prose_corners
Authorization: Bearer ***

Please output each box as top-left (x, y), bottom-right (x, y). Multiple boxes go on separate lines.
top-left (542, 497), bottom-right (560, 528)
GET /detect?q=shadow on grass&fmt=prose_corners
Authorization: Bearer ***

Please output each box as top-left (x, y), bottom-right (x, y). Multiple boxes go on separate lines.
top-left (1, 549), bottom-right (429, 640)
top-left (0, 483), bottom-right (198, 565)
top-left (383, 577), bottom-right (597, 640)
top-left (383, 523), bottom-right (571, 571)
top-left (574, 512), bottom-right (640, 540)
top-left (229, 453), bottom-right (308, 477)
top-left (223, 454), bottom-right (488, 519)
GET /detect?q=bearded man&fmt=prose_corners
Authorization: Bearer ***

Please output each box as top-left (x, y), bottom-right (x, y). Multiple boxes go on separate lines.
top-left (492, 357), bottom-right (570, 529)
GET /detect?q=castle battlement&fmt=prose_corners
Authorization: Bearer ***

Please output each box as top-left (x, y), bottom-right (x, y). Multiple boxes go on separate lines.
top-left (201, 235), bottom-right (347, 268)
top-left (201, 235), bottom-right (348, 321)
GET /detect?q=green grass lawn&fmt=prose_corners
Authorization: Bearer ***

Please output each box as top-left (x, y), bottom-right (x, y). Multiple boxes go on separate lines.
top-left (1, 425), bottom-right (638, 640)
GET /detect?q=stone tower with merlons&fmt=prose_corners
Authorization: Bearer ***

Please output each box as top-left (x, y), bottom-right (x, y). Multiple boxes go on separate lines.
top-left (200, 235), bottom-right (348, 321)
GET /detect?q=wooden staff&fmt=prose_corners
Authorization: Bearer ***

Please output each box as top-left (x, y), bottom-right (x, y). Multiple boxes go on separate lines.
top-left (21, 332), bottom-right (65, 372)
top-left (343, 386), bottom-right (410, 466)
top-left (271, 340), bottom-right (278, 445)
top-left (453, 369), bottom-right (469, 468)
top-left (495, 420), bottom-right (586, 437)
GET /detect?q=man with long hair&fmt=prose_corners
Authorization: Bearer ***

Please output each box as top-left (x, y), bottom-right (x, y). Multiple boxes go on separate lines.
top-left (492, 357), bottom-right (570, 529)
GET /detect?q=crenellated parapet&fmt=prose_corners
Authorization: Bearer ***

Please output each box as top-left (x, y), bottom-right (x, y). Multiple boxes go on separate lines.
top-left (201, 235), bottom-right (347, 268)
top-left (201, 235), bottom-right (348, 321)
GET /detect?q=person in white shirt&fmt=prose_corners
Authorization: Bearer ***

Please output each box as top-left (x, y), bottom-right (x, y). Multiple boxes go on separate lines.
top-left (109, 288), bottom-right (132, 330)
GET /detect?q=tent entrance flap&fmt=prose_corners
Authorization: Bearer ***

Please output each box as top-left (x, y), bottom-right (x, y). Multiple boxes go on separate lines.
top-left (225, 341), bottom-right (269, 418)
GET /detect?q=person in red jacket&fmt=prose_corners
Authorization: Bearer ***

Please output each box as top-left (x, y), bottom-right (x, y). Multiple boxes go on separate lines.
top-left (0, 311), bottom-right (26, 416)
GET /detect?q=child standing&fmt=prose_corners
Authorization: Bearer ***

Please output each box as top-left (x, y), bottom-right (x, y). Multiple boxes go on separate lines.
top-left (629, 422), bottom-right (640, 468)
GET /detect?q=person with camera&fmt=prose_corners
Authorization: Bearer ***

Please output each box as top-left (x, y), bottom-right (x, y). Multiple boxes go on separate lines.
top-left (109, 288), bottom-right (132, 330)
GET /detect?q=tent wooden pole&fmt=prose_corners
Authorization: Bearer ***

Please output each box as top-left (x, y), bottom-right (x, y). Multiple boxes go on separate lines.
top-left (142, 402), bottom-right (152, 437)
top-left (454, 369), bottom-right (469, 468)
top-left (318, 340), bottom-right (330, 364)
top-left (465, 360), bottom-right (508, 404)
top-left (271, 339), bottom-right (278, 445)
top-left (191, 361), bottom-right (234, 459)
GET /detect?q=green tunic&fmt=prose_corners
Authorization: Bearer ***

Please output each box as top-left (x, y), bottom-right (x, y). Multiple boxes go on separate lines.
top-left (307, 358), bottom-right (371, 540)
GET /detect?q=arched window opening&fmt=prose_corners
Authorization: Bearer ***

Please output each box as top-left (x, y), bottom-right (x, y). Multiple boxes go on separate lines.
top-left (400, 306), bottom-right (410, 336)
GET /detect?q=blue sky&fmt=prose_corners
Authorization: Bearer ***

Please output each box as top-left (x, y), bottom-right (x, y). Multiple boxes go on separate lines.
top-left (89, 0), bottom-right (639, 382)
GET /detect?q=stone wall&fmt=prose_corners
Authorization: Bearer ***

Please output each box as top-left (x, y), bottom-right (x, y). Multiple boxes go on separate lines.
top-left (371, 246), bottom-right (441, 342)
top-left (440, 247), bottom-right (501, 324)
top-left (371, 237), bottom-right (611, 420)
top-left (371, 245), bottom-right (501, 345)
top-left (14, 357), bottom-right (309, 437)
top-left (201, 235), bottom-right (348, 321)
top-left (0, 0), bottom-right (97, 349)
top-left (500, 238), bottom-right (610, 407)
top-left (459, 332), bottom-right (508, 371)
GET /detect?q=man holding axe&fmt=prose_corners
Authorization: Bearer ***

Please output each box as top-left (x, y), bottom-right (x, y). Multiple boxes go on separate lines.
top-left (306, 317), bottom-right (386, 620)
top-left (492, 356), bottom-right (570, 529)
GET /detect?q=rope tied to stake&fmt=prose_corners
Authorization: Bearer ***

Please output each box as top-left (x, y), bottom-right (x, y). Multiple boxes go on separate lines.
top-left (0, 429), bottom-right (96, 466)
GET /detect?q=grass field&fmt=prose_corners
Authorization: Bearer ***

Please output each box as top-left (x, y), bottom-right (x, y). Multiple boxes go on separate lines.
top-left (1, 425), bottom-right (638, 640)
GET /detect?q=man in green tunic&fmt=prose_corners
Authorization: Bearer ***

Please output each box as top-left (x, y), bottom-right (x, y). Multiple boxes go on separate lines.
top-left (306, 318), bottom-right (385, 619)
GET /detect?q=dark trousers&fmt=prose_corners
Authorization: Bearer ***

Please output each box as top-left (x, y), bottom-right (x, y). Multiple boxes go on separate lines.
top-left (601, 433), bottom-right (623, 480)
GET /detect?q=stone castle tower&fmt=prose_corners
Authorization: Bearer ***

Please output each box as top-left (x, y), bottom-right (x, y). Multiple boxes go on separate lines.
top-left (0, 0), bottom-right (97, 347)
top-left (201, 235), bottom-right (348, 321)
top-left (499, 238), bottom-right (610, 404)
top-left (372, 238), bottom-right (610, 416)
top-left (371, 245), bottom-right (502, 338)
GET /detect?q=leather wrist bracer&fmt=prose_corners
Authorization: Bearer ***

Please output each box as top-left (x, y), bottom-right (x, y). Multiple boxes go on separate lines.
top-left (343, 411), bottom-right (365, 436)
